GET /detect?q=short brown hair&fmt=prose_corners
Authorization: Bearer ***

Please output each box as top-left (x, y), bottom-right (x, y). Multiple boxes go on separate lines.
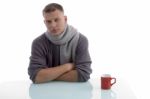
top-left (43, 3), bottom-right (64, 14)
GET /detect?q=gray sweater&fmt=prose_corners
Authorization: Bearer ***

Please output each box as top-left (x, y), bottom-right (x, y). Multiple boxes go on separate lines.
top-left (28, 33), bottom-right (92, 83)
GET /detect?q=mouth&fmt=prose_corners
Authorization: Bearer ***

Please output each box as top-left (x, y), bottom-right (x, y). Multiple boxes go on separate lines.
top-left (50, 29), bottom-right (61, 35)
top-left (51, 30), bottom-right (57, 33)
top-left (49, 28), bottom-right (57, 33)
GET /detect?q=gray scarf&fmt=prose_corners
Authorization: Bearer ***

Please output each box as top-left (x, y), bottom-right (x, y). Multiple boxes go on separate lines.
top-left (45, 25), bottom-right (80, 64)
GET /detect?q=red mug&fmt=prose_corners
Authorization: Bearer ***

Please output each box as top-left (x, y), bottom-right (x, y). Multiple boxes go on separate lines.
top-left (101, 74), bottom-right (116, 90)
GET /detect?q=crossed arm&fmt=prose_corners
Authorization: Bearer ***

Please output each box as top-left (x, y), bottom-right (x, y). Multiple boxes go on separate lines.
top-left (35, 63), bottom-right (78, 83)
top-left (29, 34), bottom-right (92, 83)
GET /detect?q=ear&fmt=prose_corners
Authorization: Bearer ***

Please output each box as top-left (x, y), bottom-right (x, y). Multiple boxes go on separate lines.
top-left (64, 16), bottom-right (67, 22)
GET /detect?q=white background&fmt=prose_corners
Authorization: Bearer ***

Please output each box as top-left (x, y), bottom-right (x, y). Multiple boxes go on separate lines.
top-left (0, 0), bottom-right (150, 99)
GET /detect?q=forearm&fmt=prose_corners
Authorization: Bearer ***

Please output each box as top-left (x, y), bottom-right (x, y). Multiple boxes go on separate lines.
top-left (35, 63), bottom-right (74, 83)
top-left (55, 70), bottom-right (78, 82)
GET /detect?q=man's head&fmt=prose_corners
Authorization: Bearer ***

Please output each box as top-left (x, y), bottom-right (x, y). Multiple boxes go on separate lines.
top-left (43, 3), bottom-right (67, 36)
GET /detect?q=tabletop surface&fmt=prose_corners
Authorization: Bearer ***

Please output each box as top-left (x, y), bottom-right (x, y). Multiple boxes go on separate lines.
top-left (0, 78), bottom-right (137, 99)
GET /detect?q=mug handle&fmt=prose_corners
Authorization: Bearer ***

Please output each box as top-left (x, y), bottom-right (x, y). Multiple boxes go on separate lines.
top-left (111, 77), bottom-right (116, 86)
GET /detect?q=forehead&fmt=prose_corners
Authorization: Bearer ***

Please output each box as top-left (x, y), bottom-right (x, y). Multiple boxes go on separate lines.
top-left (43, 10), bottom-right (64, 20)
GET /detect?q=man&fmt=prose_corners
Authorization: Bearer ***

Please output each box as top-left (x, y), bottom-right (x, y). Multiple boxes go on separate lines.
top-left (28, 3), bottom-right (92, 83)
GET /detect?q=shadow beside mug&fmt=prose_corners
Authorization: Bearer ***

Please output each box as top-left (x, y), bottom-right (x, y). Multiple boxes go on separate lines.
top-left (29, 81), bottom-right (93, 99)
top-left (101, 89), bottom-right (117, 99)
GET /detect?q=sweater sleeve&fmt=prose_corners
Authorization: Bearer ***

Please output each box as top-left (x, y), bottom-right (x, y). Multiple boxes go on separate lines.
top-left (75, 34), bottom-right (92, 82)
top-left (28, 38), bottom-right (48, 83)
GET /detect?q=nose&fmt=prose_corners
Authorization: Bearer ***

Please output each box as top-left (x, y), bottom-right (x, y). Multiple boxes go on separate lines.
top-left (51, 21), bottom-right (57, 28)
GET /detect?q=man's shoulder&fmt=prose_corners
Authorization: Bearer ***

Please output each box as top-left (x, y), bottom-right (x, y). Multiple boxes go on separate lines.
top-left (32, 33), bottom-right (47, 44)
top-left (78, 33), bottom-right (89, 44)
top-left (76, 33), bottom-right (89, 50)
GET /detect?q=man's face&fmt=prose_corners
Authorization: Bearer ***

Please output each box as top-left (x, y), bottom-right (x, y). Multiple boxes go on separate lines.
top-left (43, 10), bottom-right (67, 36)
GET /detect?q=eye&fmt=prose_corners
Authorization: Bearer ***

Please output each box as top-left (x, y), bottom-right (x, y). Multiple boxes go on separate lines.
top-left (46, 20), bottom-right (51, 24)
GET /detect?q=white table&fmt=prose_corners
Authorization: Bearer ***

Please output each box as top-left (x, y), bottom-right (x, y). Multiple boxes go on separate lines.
top-left (0, 78), bottom-right (137, 99)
